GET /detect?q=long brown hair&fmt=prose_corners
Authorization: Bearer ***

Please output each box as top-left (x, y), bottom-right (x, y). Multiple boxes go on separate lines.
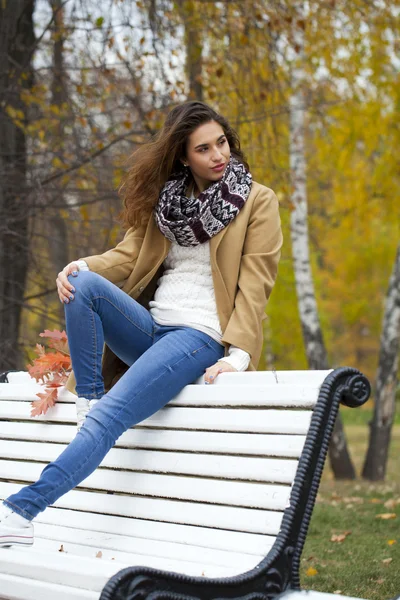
top-left (118, 101), bottom-right (250, 229)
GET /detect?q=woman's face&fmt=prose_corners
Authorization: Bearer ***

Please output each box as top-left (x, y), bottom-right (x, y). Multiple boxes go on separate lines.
top-left (183, 121), bottom-right (231, 189)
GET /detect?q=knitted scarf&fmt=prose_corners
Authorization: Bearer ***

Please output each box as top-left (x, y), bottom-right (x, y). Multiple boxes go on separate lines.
top-left (154, 155), bottom-right (252, 246)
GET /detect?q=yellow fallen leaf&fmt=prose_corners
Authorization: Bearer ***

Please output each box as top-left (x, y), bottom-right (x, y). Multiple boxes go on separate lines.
top-left (376, 513), bottom-right (397, 520)
top-left (370, 498), bottom-right (382, 504)
top-left (382, 558), bottom-right (393, 565)
top-left (376, 578), bottom-right (385, 584)
top-left (387, 540), bottom-right (397, 546)
top-left (306, 567), bottom-right (318, 577)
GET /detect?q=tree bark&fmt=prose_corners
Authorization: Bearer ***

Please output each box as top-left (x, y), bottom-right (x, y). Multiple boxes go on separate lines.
top-left (362, 242), bottom-right (400, 480)
top-left (0, 0), bottom-right (36, 370)
top-left (48, 0), bottom-right (69, 325)
top-left (175, 0), bottom-right (203, 100)
top-left (289, 4), bottom-right (355, 479)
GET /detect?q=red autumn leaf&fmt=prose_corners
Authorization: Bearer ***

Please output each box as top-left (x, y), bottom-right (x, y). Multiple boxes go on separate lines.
top-left (46, 372), bottom-right (69, 388)
top-left (32, 351), bottom-right (71, 373)
top-left (35, 344), bottom-right (46, 357)
top-left (31, 387), bottom-right (58, 417)
top-left (39, 329), bottom-right (67, 341)
top-left (39, 330), bottom-right (69, 354)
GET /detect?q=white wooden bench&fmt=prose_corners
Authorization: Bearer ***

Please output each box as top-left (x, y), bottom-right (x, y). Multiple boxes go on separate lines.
top-left (0, 367), bottom-right (371, 600)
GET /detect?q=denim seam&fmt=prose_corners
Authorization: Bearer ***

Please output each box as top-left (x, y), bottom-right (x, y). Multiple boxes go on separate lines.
top-left (3, 499), bottom-right (35, 521)
top-left (90, 301), bottom-right (97, 397)
top-left (89, 294), bottom-right (154, 340)
top-left (191, 341), bottom-right (212, 355)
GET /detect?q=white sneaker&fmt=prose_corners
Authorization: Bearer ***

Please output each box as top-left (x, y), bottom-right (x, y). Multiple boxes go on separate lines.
top-left (76, 397), bottom-right (99, 431)
top-left (0, 503), bottom-right (33, 547)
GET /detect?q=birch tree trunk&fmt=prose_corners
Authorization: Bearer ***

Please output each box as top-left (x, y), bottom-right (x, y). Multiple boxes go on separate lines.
top-left (362, 242), bottom-right (400, 480)
top-left (0, 0), bottom-right (35, 370)
top-left (289, 4), bottom-right (355, 478)
top-left (175, 0), bottom-right (203, 100)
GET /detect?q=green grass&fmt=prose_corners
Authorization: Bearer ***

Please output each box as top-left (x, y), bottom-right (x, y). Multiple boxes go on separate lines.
top-left (340, 402), bottom-right (400, 426)
top-left (301, 424), bottom-right (400, 599)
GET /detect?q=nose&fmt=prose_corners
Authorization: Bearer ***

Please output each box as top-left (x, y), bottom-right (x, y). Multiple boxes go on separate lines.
top-left (212, 150), bottom-right (223, 162)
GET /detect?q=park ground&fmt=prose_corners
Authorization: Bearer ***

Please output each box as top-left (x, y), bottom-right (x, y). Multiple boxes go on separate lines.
top-left (302, 406), bottom-right (400, 600)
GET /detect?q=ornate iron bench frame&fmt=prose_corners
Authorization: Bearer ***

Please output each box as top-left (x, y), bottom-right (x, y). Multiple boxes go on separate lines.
top-left (99, 366), bottom-right (371, 600)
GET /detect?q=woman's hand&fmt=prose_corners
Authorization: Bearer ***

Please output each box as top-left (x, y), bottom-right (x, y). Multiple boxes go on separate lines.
top-left (56, 262), bottom-right (80, 304)
top-left (204, 360), bottom-right (237, 384)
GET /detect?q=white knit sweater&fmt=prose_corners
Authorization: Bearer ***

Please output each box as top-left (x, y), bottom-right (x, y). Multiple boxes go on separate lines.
top-left (148, 239), bottom-right (250, 371)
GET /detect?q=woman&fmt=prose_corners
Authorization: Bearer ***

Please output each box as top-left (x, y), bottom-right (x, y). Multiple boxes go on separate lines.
top-left (0, 101), bottom-right (283, 547)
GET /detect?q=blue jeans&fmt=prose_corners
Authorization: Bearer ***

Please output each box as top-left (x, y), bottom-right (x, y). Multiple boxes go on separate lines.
top-left (4, 271), bottom-right (224, 520)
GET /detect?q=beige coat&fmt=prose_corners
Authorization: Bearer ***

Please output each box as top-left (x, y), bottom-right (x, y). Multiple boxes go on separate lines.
top-left (66, 181), bottom-right (283, 394)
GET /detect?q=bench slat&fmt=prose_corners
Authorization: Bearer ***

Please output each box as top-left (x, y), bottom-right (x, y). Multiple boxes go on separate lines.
top-left (1, 539), bottom-right (252, 587)
top-left (0, 383), bottom-right (322, 407)
top-left (0, 573), bottom-right (98, 600)
top-left (7, 369), bottom-right (333, 388)
top-left (0, 402), bottom-right (313, 434)
top-left (206, 370), bottom-right (333, 386)
top-left (0, 421), bottom-right (307, 457)
top-left (0, 482), bottom-right (285, 535)
top-left (37, 507), bottom-right (275, 556)
top-left (33, 522), bottom-right (266, 570)
top-left (0, 547), bottom-right (129, 593)
top-left (0, 440), bottom-right (298, 484)
top-left (0, 459), bottom-right (291, 510)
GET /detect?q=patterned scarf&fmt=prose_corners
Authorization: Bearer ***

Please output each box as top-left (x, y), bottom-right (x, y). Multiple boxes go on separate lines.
top-left (154, 155), bottom-right (252, 246)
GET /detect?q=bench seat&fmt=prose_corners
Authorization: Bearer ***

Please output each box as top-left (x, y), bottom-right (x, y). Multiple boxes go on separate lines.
top-left (0, 368), bottom-right (370, 599)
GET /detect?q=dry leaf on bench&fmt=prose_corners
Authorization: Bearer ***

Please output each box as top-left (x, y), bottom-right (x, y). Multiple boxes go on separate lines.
top-left (96, 550), bottom-right (103, 558)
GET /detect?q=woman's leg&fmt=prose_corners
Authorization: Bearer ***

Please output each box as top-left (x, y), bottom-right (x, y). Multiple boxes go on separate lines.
top-left (64, 271), bottom-right (156, 400)
top-left (3, 306), bottom-right (224, 519)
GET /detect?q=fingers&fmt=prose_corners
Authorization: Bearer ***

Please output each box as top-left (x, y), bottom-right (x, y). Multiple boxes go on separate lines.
top-left (56, 262), bottom-right (80, 304)
top-left (204, 361), bottom-right (237, 384)
top-left (204, 365), bottom-right (223, 385)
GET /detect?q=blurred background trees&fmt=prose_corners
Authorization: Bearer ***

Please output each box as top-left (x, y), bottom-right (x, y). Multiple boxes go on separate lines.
top-left (0, 0), bottom-right (398, 480)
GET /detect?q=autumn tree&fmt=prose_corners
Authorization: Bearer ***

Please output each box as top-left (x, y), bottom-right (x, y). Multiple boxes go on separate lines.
top-left (0, 0), bottom-right (36, 371)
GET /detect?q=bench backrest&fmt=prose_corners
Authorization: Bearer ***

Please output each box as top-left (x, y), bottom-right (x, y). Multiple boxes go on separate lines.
top-left (0, 370), bottom-right (336, 571)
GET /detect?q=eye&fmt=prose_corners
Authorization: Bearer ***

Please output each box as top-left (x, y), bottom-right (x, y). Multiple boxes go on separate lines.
top-left (199, 139), bottom-right (226, 152)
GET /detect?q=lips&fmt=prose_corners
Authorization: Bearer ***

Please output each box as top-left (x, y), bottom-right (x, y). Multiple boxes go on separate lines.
top-left (212, 163), bottom-right (225, 170)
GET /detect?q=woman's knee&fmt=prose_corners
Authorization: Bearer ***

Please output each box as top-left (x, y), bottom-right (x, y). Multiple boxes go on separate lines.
top-left (66, 271), bottom-right (104, 303)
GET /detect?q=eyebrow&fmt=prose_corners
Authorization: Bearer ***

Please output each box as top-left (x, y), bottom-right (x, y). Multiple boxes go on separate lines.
top-left (194, 134), bottom-right (226, 150)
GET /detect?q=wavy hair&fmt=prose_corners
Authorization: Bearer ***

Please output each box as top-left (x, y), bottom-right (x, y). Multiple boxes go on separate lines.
top-left (118, 101), bottom-right (250, 229)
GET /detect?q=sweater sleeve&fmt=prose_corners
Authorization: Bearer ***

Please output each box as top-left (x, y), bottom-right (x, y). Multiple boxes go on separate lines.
top-left (73, 259), bottom-right (90, 271)
top-left (217, 345), bottom-right (250, 371)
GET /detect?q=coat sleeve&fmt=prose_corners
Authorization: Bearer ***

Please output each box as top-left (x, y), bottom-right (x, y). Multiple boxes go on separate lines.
top-left (78, 222), bottom-right (147, 285)
top-left (221, 186), bottom-right (283, 358)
